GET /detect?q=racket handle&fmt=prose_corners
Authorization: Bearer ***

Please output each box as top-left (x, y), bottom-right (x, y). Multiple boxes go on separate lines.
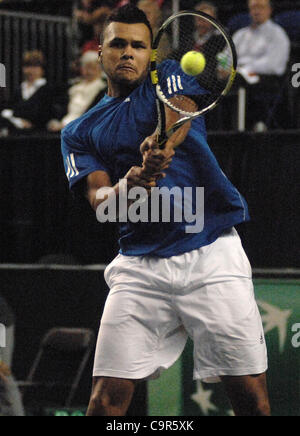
top-left (157, 132), bottom-right (168, 150)
top-left (159, 140), bottom-right (167, 150)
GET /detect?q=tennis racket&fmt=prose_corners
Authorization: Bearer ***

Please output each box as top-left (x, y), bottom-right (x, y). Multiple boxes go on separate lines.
top-left (150, 10), bottom-right (237, 149)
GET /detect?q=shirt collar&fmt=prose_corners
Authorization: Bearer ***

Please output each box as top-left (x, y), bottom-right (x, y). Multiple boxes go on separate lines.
top-left (251, 19), bottom-right (272, 31)
top-left (21, 77), bottom-right (47, 91)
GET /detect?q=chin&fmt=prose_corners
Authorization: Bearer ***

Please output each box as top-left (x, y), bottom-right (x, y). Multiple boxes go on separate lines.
top-left (116, 74), bottom-right (146, 89)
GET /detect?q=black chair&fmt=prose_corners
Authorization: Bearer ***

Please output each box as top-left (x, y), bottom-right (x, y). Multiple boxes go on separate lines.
top-left (18, 327), bottom-right (95, 413)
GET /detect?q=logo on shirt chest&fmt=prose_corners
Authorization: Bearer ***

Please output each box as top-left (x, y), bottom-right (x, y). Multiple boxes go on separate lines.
top-left (166, 75), bottom-right (184, 94)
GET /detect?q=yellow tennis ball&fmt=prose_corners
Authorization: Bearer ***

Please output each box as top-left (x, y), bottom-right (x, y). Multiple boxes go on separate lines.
top-left (180, 51), bottom-right (206, 76)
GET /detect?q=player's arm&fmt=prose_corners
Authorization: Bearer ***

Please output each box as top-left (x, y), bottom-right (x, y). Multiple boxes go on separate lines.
top-left (85, 170), bottom-right (112, 212)
top-left (85, 168), bottom-right (158, 213)
top-left (141, 97), bottom-right (197, 174)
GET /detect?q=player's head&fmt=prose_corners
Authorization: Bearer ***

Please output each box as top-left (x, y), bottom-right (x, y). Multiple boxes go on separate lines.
top-left (99, 5), bottom-right (153, 94)
top-left (248, 0), bottom-right (272, 25)
top-left (194, 1), bottom-right (218, 36)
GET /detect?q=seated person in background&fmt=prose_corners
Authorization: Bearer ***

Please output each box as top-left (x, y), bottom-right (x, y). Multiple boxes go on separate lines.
top-left (0, 51), bottom-right (55, 135)
top-left (137, 0), bottom-right (163, 36)
top-left (194, 2), bottom-right (227, 82)
top-left (82, 14), bottom-right (111, 54)
top-left (231, 0), bottom-right (291, 130)
top-left (47, 51), bottom-right (107, 132)
top-left (233, 0), bottom-right (290, 79)
top-left (194, 1), bottom-right (224, 52)
top-left (74, 0), bottom-right (118, 48)
top-left (137, 0), bottom-right (171, 53)
top-left (193, 1), bottom-right (227, 130)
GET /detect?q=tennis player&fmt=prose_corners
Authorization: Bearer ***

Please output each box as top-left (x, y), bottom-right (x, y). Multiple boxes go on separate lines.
top-left (61, 5), bottom-right (270, 416)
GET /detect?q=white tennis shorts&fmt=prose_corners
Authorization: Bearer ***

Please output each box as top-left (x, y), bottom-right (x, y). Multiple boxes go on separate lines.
top-left (93, 228), bottom-right (268, 383)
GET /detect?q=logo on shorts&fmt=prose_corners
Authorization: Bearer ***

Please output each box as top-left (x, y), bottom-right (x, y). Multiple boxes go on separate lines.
top-left (260, 333), bottom-right (264, 345)
top-left (96, 179), bottom-right (205, 234)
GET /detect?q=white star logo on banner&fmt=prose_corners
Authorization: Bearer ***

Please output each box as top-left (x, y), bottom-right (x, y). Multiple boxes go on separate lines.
top-left (257, 300), bottom-right (292, 353)
top-left (191, 381), bottom-right (218, 415)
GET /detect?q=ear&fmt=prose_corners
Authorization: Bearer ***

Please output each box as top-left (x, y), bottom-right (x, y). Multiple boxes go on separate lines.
top-left (98, 45), bottom-right (102, 61)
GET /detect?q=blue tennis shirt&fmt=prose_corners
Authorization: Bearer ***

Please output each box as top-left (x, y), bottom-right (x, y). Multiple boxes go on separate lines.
top-left (61, 61), bottom-right (249, 258)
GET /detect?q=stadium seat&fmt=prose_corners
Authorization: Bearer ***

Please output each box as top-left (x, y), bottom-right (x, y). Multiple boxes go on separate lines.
top-left (227, 13), bottom-right (251, 34)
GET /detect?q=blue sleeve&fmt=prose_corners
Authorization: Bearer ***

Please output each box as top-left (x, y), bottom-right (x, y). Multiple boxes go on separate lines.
top-left (61, 127), bottom-right (109, 192)
top-left (158, 60), bottom-right (209, 98)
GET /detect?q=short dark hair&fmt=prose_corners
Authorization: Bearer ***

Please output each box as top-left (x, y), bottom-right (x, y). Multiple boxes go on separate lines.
top-left (101, 4), bottom-right (153, 44)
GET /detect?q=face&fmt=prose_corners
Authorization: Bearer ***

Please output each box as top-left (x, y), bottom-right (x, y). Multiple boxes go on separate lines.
top-left (22, 65), bottom-right (44, 83)
top-left (249, 0), bottom-right (272, 25)
top-left (195, 7), bottom-right (216, 36)
top-left (100, 22), bottom-right (152, 91)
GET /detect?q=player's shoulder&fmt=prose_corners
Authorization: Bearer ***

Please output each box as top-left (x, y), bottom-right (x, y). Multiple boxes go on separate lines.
top-left (233, 26), bottom-right (249, 41)
top-left (158, 59), bottom-right (181, 75)
top-left (268, 19), bottom-right (290, 41)
top-left (61, 96), bottom-right (108, 143)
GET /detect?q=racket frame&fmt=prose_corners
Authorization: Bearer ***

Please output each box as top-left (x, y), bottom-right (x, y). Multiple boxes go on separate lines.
top-left (150, 10), bottom-right (237, 144)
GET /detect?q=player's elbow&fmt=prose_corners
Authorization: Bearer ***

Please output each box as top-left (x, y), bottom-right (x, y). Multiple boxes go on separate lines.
top-left (85, 188), bottom-right (98, 212)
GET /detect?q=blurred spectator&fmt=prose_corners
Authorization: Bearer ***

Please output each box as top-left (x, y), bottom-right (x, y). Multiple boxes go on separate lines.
top-left (0, 51), bottom-right (55, 135)
top-left (47, 51), bottom-right (107, 132)
top-left (137, 0), bottom-right (163, 35)
top-left (82, 19), bottom-right (105, 53)
top-left (0, 294), bottom-right (25, 416)
top-left (193, 2), bottom-right (227, 80)
top-left (74, 0), bottom-right (118, 48)
top-left (137, 0), bottom-right (171, 52)
top-left (232, 0), bottom-right (291, 130)
top-left (194, 1), bottom-right (224, 51)
top-left (187, 2), bottom-right (227, 130)
top-left (233, 0), bottom-right (290, 78)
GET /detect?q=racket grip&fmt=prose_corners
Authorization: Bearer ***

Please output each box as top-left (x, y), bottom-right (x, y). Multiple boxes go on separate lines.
top-left (158, 133), bottom-right (168, 150)
top-left (159, 140), bottom-right (167, 150)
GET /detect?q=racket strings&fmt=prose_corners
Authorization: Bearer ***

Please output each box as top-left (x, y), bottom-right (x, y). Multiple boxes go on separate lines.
top-left (155, 14), bottom-right (234, 114)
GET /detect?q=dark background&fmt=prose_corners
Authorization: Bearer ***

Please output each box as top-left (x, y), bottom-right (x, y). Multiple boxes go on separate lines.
top-left (0, 0), bottom-right (299, 415)
top-left (1, 0), bottom-right (300, 18)
top-left (0, 132), bottom-right (298, 268)
top-left (0, 130), bottom-right (298, 414)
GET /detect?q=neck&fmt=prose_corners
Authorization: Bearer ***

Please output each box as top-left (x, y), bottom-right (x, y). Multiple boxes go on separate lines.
top-left (252, 18), bottom-right (269, 28)
top-left (26, 77), bottom-right (41, 85)
top-left (107, 81), bottom-right (136, 98)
